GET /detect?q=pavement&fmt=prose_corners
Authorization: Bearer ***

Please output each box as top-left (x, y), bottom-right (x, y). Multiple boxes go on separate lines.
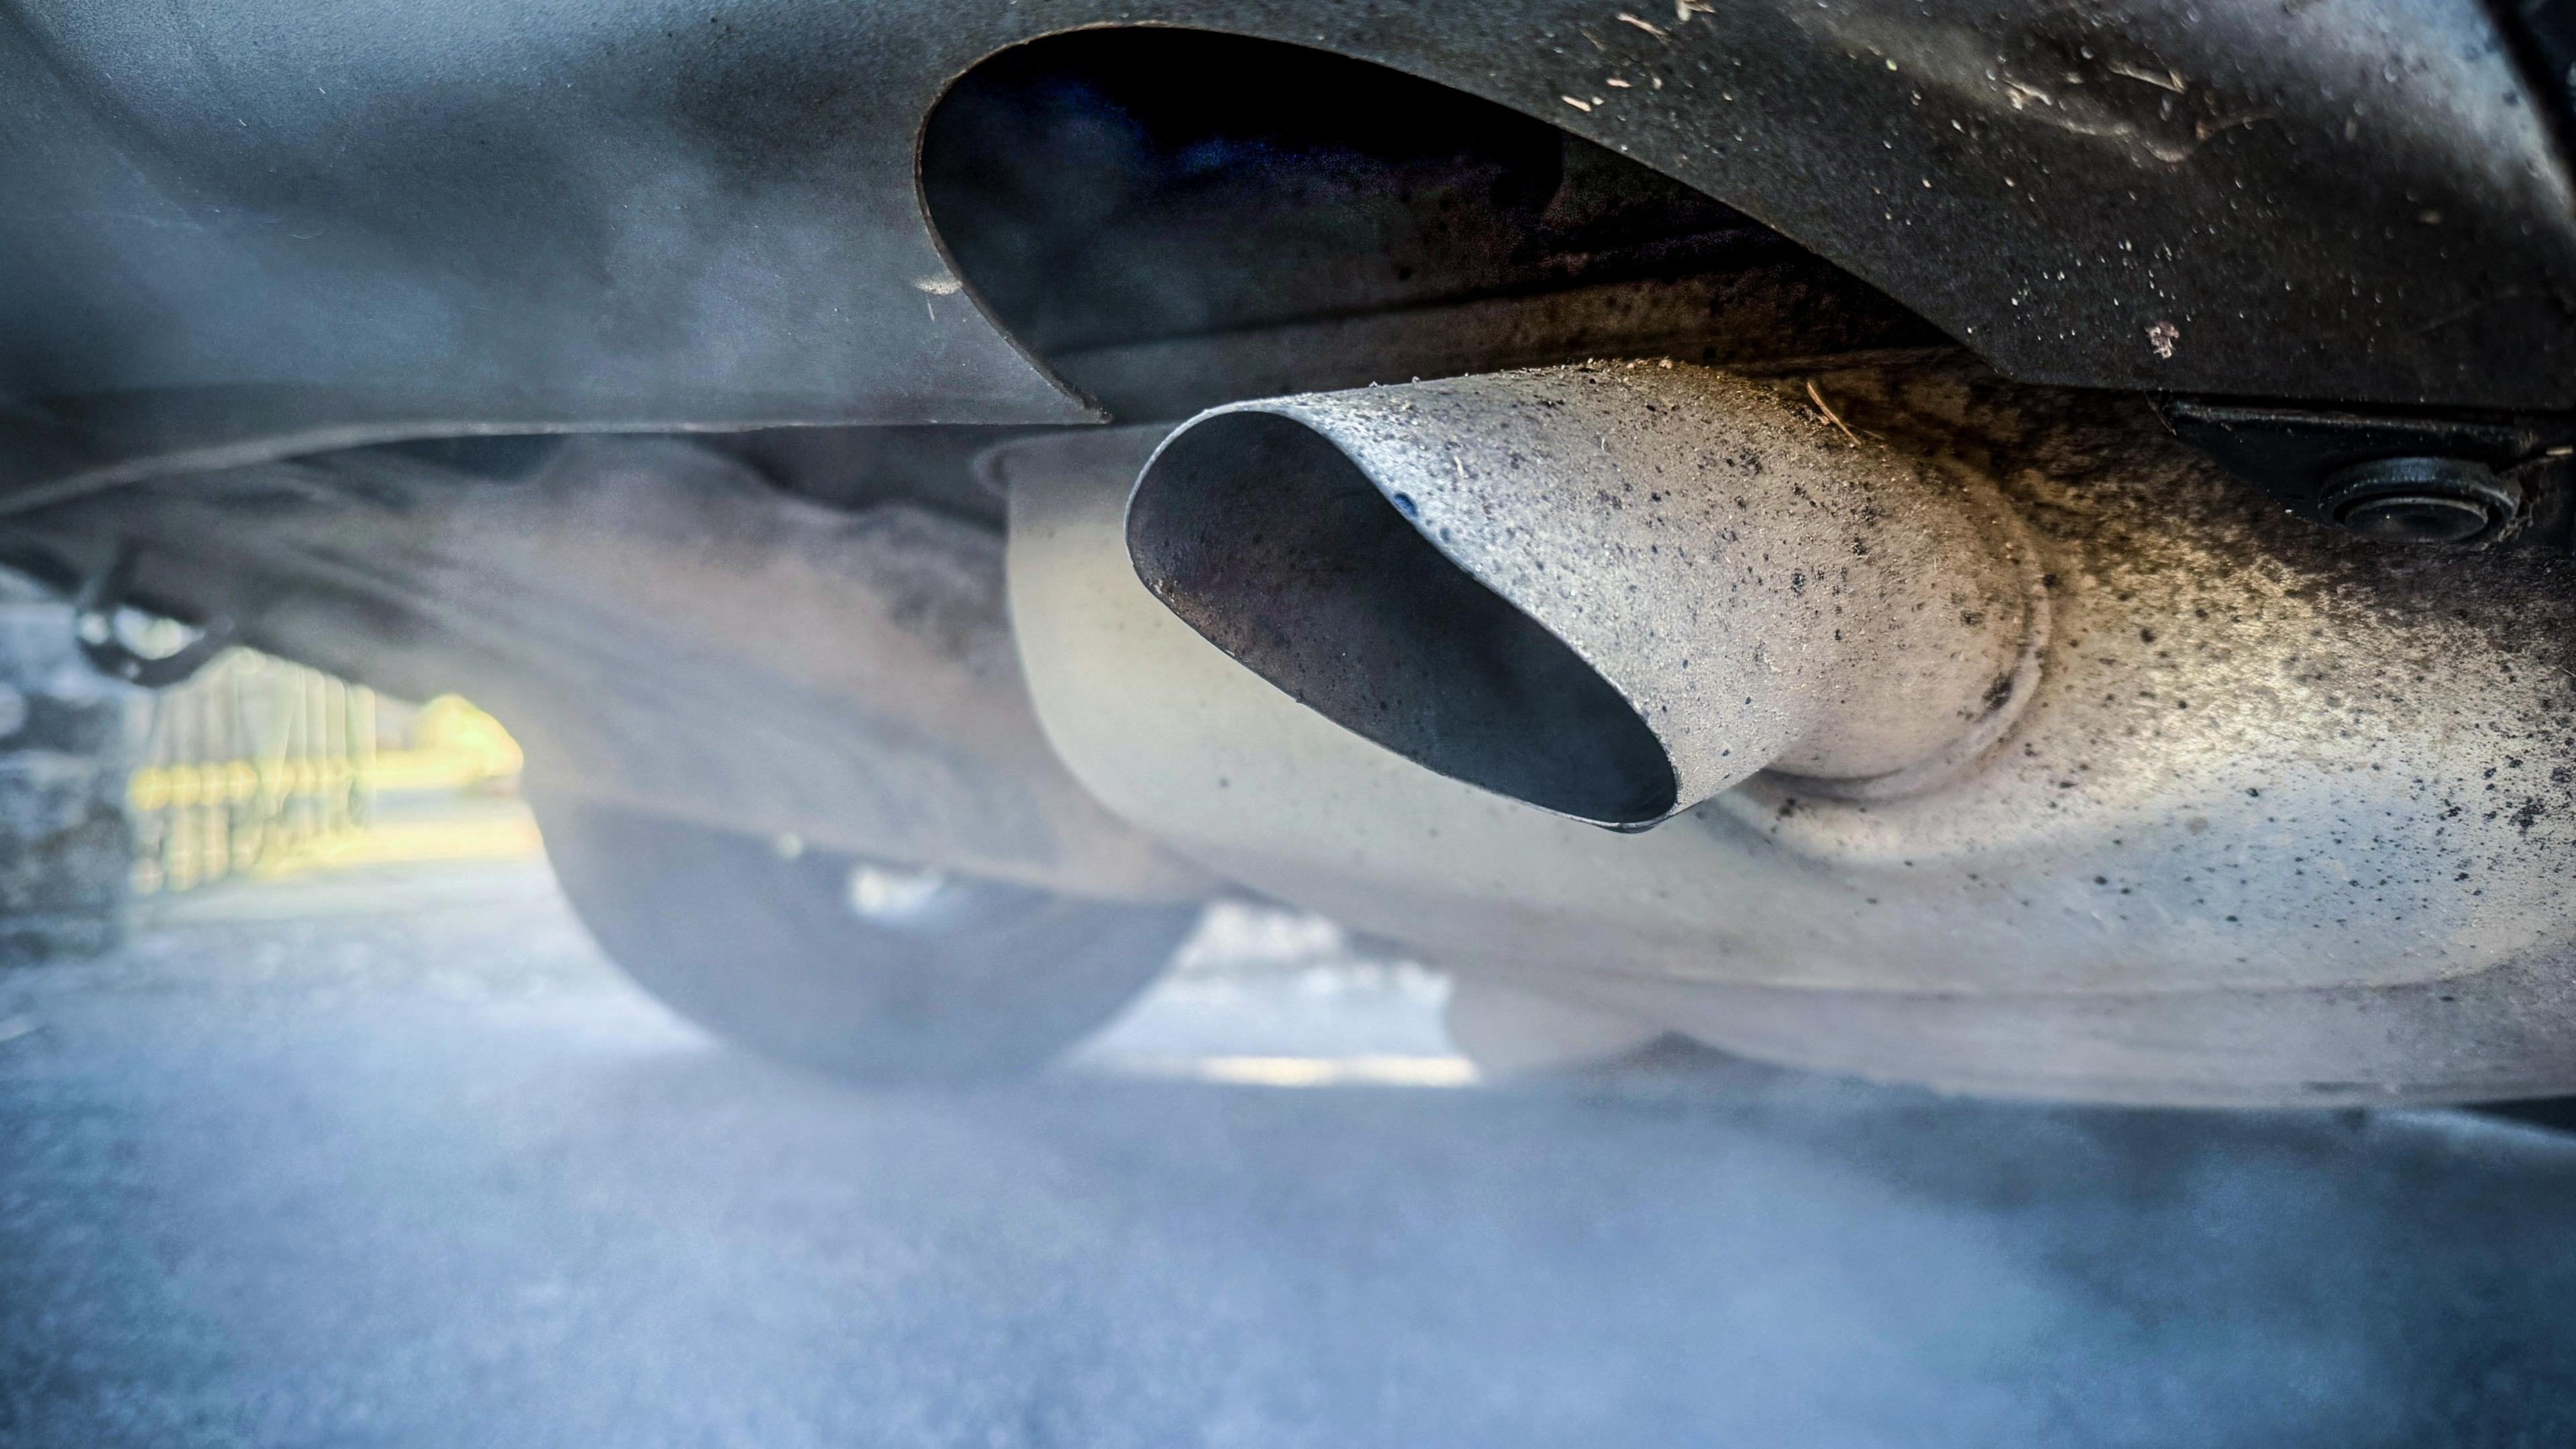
top-left (5, 843), bottom-right (2576, 1447)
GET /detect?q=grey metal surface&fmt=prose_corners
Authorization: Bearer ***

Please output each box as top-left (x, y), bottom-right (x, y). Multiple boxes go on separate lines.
top-left (1, 0), bottom-right (2568, 502)
top-left (9, 437), bottom-right (1210, 900)
top-left (5, 857), bottom-right (2576, 1447)
top-left (1128, 364), bottom-right (2041, 826)
top-left (1005, 361), bottom-right (2576, 1105)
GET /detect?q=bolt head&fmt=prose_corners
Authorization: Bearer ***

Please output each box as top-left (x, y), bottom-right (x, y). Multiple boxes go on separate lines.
top-left (2320, 457), bottom-right (2518, 545)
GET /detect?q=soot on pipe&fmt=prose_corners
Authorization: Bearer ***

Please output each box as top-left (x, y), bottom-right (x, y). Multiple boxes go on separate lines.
top-left (1124, 362), bottom-right (2044, 829)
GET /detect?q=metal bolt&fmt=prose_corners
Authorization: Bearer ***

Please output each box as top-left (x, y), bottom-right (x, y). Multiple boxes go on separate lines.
top-left (2319, 456), bottom-right (2519, 545)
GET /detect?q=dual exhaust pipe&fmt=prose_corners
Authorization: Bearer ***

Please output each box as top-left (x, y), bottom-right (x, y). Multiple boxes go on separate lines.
top-left (1121, 362), bottom-right (2044, 829)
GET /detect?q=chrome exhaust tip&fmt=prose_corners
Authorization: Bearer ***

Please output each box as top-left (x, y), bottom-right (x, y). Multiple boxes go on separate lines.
top-left (1125, 362), bottom-right (2043, 828)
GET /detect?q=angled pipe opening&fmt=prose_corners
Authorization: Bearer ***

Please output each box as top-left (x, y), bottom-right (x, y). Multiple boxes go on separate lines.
top-left (1126, 410), bottom-right (1678, 826)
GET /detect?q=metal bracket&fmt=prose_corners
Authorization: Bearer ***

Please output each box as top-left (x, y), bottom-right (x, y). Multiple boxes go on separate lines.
top-left (2157, 398), bottom-right (2576, 547)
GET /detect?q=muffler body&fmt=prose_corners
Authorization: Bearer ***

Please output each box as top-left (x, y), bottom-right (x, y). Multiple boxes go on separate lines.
top-left (999, 362), bottom-right (2576, 1106)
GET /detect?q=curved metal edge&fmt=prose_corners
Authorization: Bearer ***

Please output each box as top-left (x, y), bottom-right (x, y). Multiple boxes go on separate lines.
top-left (3, 0), bottom-right (2567, 504)
top-left (1740, 458), bottom-right (2053, 806)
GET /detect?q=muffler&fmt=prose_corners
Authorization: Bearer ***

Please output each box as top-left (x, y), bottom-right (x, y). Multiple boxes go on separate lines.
top-left (1004, 364), bottom-right (2576, 1105)
top-left (1124, 361), bottom-right (2045, 828)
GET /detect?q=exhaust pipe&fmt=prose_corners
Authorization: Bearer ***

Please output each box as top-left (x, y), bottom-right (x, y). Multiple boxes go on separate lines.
top-left (1124, 362), bottom-right (2044, 829)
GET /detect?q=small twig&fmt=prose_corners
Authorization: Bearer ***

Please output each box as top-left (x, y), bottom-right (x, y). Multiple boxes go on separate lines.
top-left (2104, 60), bottom-right (2187, 94)
top-left (1806, 379), bottom-right (1862, 447)
top-left (2194, 108), bottom-right (2275, 143)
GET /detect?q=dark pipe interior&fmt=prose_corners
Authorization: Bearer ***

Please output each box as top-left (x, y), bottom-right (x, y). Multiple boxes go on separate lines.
top-left (922, 29), bottom-right (1769, 360)
top-left (1126, 413), bottom-right (1677, 826)
top-left (920, 28), bottom-right (1936, 421)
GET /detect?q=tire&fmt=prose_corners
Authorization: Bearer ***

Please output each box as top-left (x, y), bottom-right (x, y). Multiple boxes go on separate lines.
top-left (531, 795), bottom-right (1200, 1081)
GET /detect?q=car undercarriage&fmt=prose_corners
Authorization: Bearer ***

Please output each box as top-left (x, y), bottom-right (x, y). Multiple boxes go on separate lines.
top-left (6, 5), bottom-right (2576, 1104)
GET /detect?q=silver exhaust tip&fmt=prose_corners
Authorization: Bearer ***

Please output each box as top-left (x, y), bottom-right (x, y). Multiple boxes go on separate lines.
top-left (1126, 362), bottom-right (2043, 829)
